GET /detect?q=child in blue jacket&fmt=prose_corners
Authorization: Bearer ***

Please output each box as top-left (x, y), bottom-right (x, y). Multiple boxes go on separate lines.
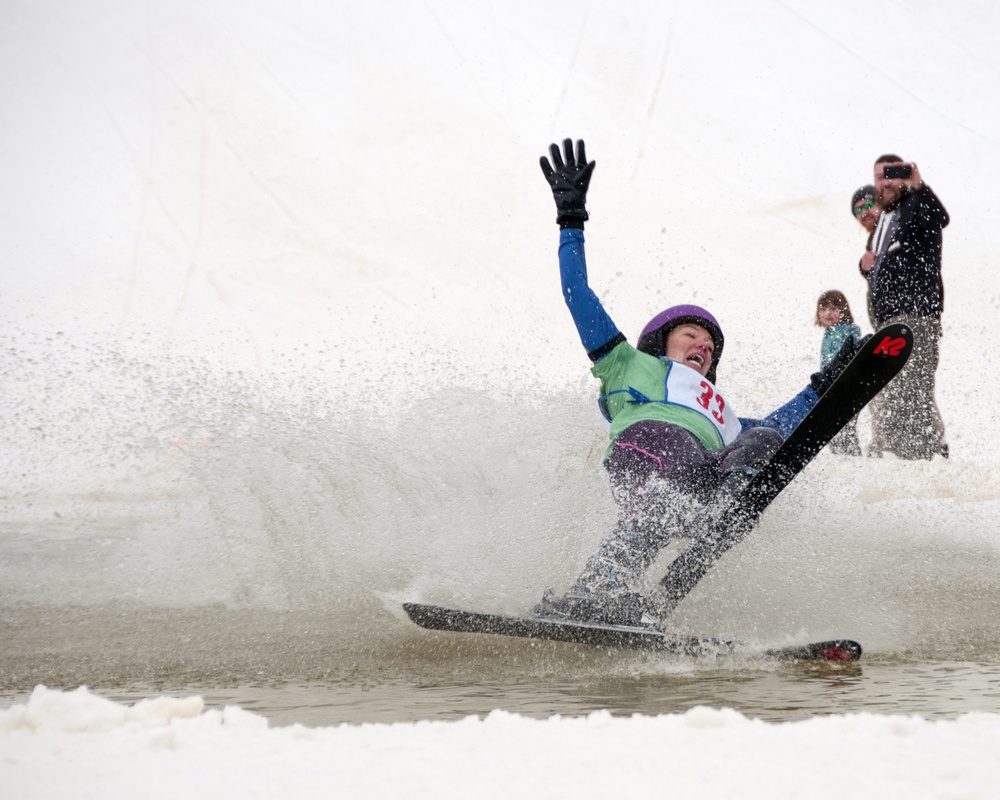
top-left (817, 290), bottom-right (863, 455)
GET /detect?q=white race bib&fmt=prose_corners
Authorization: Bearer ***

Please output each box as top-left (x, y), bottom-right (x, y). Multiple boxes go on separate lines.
top-left (663, 361), bottom-right (742, 447)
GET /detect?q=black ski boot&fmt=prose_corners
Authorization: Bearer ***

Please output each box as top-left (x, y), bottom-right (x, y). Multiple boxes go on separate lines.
top-left (534, 586), bottom-right (662, 630)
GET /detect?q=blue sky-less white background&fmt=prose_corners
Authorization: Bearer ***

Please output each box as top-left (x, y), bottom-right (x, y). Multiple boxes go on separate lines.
top-left (3, 2), bottom-right (1000, 796)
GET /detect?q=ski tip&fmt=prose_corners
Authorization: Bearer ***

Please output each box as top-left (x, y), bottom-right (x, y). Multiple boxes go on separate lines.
top-left (402, 602), bottom-right (438, 629)
top-left (766, 639), bottom-right (863, 662)
top-left (806, 639), bottom-right (863, 662)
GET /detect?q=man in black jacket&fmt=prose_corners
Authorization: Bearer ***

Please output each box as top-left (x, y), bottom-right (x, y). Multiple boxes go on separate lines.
top-left (861, 155), bottom-right (949, 460)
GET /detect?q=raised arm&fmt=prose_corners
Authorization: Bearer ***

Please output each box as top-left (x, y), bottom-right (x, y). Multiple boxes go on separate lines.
top-left (541, 139), bottom-right (624, 361)
top-left (557, 230), bottom-right (624, 360)
top-left (740, 334), bottom-right (870, 436)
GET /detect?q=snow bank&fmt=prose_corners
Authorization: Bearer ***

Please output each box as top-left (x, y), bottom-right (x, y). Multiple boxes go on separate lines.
top-left (3, 687), bottom-right (1000, 799)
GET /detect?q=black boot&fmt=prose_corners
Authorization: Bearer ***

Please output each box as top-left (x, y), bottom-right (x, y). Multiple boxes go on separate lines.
top-left (534, 587), bottom-right (660, 629)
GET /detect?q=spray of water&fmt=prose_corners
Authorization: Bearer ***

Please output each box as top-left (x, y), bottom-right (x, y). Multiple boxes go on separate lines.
top-left (3, 324), bottom-right (1000, 691)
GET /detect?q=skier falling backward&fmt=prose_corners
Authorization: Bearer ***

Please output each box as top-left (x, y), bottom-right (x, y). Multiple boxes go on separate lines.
top-left (535, 139), bottom-right (863, 629)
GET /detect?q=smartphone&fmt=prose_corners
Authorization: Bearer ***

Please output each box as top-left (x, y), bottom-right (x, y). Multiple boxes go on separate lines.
top-left (883, 164), bottom-right (912, 180)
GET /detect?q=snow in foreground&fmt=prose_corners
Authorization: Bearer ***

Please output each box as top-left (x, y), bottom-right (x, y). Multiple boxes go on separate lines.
top-left (2, 686), bottom-right (999, 799)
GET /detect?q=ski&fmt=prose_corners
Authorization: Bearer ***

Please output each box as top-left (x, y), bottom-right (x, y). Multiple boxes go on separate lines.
top-left (655, 322), bottom-right (914, 615)
top-left (403, 602), bottom-right (861, 662)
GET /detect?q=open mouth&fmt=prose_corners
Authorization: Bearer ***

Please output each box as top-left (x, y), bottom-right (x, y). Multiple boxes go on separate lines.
top-left (687, 354), bottom-right (705, 368)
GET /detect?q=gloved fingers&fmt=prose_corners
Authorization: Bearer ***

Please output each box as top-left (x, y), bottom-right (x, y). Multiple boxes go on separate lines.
top-left (850, 333), bottom-right (871, 353)
top-left (561, 138), bottom-right (577, 170)
top-left (539, 155), bottom-right (555, 181)
top-left (543, 139), bottom-right (595, 178)
top-left (549, 141), bottom-right (566, 171)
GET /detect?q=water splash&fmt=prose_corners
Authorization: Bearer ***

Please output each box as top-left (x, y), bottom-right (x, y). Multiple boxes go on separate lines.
top-left (3, 326), bottom-right (1000, 691)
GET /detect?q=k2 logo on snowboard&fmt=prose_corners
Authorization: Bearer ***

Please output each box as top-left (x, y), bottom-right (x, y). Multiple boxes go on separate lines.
top-left (873, 336), bottom-right (907, 357)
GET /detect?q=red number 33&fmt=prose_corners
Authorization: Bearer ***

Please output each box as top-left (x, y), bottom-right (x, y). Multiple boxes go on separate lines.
top-left (698, 381), bottom-right (727, 424)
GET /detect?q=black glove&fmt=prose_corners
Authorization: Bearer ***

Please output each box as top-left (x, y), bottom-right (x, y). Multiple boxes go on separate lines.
top-left (539, 138), bottom-right (596, 229)
top-left (810, 334), bottom-right (871, 396)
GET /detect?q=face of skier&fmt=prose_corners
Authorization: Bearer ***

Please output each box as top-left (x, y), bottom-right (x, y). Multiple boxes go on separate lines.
top-left (665, 323), bottom-right (715, 377)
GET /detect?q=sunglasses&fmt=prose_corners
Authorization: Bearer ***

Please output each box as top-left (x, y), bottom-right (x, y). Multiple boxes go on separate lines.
top-left (853, 201), bottom-right (875, 215)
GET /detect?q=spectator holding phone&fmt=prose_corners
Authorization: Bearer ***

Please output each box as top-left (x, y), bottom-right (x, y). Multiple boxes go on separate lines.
top-left (863, 154), bottom-right (949, 460)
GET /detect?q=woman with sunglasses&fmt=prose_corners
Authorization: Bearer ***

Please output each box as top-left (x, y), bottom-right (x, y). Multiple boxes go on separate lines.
top-left (853, 185), bottom-right (880, 233)
top-left (853, 184), bottom-right (881, 328)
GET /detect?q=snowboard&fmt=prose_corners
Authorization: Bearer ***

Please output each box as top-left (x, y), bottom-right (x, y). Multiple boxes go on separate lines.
top-left (655, 322), bottom-right (914, 615)
top-left (403, 602), bottom-right (862, 661)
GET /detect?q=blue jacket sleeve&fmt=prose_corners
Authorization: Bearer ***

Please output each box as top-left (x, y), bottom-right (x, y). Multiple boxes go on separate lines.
top-left (559, 229), bottom-right (625, 361)
top-left (739, 386), bottom-right (820, 439)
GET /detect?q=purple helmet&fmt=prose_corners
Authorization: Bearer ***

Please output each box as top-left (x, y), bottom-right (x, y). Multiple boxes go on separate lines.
top-left (637, 304), bottom-right (724, 383)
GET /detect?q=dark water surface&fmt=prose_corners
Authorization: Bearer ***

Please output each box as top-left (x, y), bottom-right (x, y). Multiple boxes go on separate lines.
top-left (60, 660), bottom-right (1000, 727)
top-left (4, 604), bottom-right (1000, 727)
